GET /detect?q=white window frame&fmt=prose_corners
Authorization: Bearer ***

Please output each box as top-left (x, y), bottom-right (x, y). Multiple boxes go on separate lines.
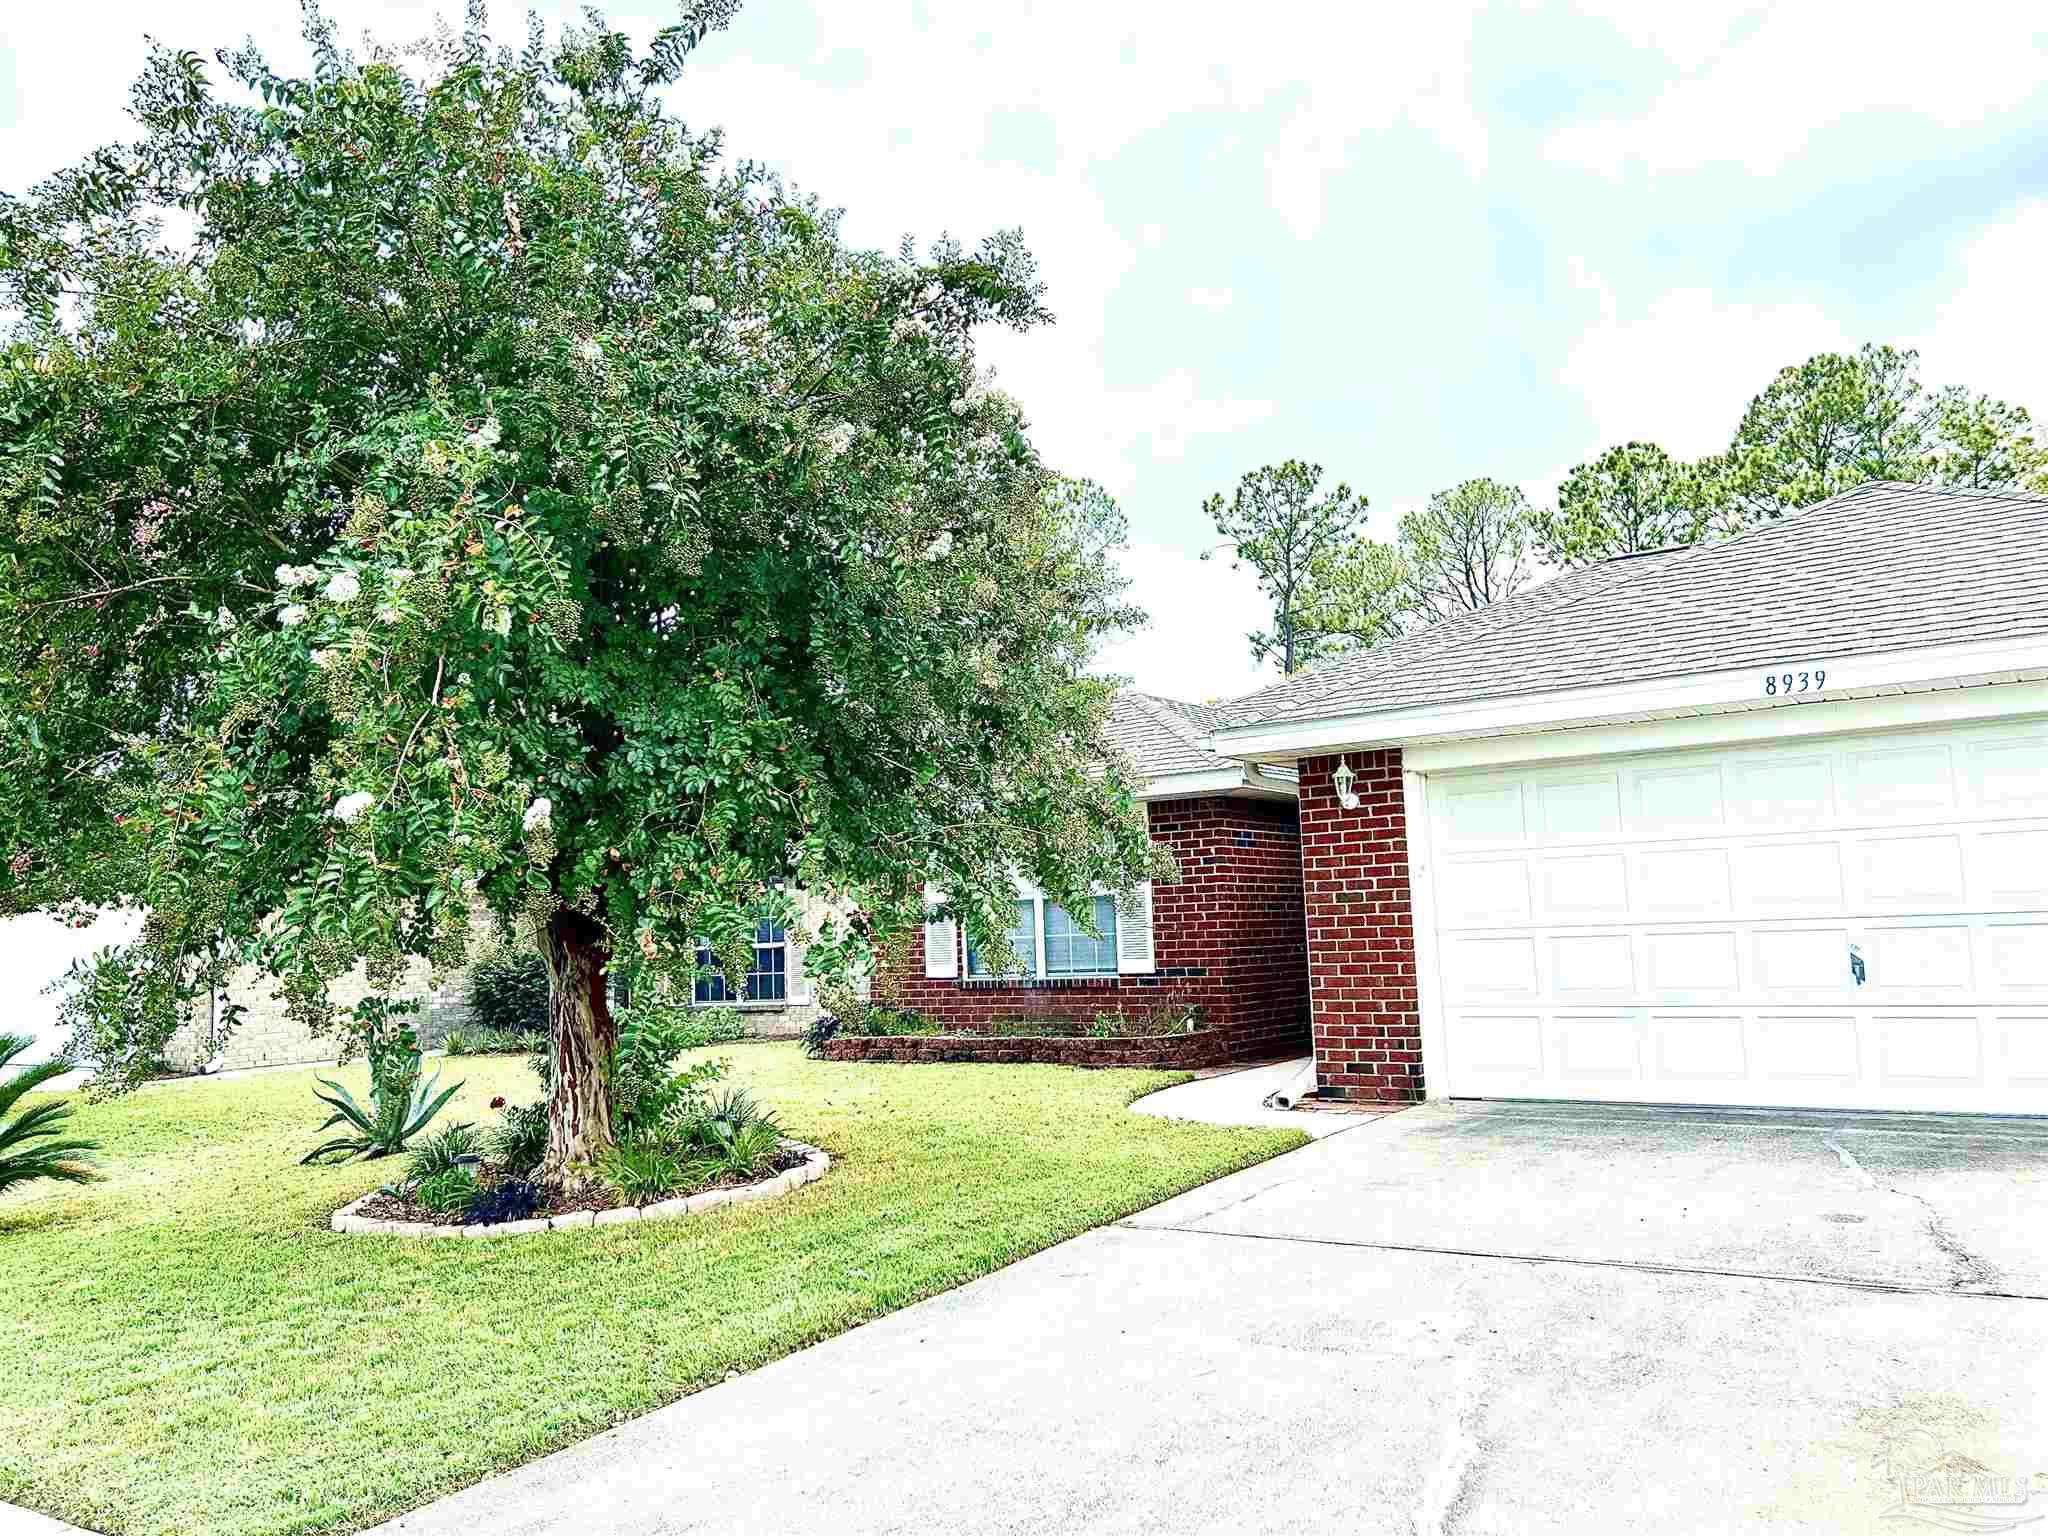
top-left (965, 884), bottom-right (1118, 980)
top-left (692, 920), bottom-right (791, 1008)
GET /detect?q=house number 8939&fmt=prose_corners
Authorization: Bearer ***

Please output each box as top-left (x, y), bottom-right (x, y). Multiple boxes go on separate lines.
top-left (1764, 669), bottom-right (1826, 696)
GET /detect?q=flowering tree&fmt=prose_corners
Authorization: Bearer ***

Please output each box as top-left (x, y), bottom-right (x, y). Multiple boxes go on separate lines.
top-left (0, 5), bottom-right (1161, 1185)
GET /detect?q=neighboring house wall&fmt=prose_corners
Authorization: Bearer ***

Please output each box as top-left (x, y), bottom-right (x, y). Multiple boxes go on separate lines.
top-left (162, 888), bottom-right (843, 1073)
top-left (1298, 751), bottom-right (1422, 1103)
top-left (165, 957), bottom-right (472, 1074)
top-left (875, 794), bottom-right (1310, 1063)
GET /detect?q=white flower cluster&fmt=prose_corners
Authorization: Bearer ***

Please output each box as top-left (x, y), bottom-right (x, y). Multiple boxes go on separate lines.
top-left (523, 797), bottom-right (553, 832)
top-left (818, 422), bottom-right (858, 458)
top-left (279, 605), bottom-right (308, 628)
top-left (324, 571), bottom-right (361, 604)
top-left (489, 606), bottom-right (513, 637)
top-left (276, 564), bottom-right (319, 589)
top-left (576, 338), bottom-right (605, 365)
top-left (214, 607), bottom-right (237, 631)
top-left (972, 434), bottom-right (1001, 455)
top-left (332, 791), bottom-right (374, 824)
top-left (922, 529), bottom-right (954, 562)
top-left (466, 417), bottom-right (502, 451)
top-left (310, 649), bottom-right (334, 669)
top-left (687, 294), bottom-right (717, 314)
top-left (890, 314), bottom-right (931, 342)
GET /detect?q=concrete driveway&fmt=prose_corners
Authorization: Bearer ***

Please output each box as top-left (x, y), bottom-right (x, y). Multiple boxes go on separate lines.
top-left (373, 1101), bottom-right (2048, 1535)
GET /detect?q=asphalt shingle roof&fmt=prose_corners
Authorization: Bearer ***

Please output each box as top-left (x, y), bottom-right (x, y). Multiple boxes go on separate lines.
top-left (1103, 691), bottom-right (1246, 779)
top-left (1216, 481), bottom-right (2048, 731)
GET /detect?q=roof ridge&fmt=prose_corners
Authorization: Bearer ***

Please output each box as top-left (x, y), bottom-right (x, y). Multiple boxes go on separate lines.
top-left (1123, 689), bottom-right (1214, 751)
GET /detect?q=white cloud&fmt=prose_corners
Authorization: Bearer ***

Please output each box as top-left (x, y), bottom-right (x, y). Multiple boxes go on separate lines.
top-left (1913, 200), bottom-right (2048, 413)
top-left (1187, 286), bottom-right (1235, 310)
top-left (1548, 1), bottom-right (2048, 177)
top-left (1095, 540), bottom-right (1274, 704)
top-left (1558, 263), bottom-right (1848, 459)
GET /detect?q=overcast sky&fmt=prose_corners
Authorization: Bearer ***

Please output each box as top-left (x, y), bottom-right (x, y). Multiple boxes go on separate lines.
top-left (5, 1), bottom-right (2048, 1040)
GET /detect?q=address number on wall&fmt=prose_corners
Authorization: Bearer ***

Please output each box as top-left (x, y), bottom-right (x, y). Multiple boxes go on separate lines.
top-left (1763, 668), bottom-right (1827, 697)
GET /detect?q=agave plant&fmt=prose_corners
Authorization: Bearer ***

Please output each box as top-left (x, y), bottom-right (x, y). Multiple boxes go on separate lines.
top-left (0, 1033), bottom-right (103, 1197)
top-left (301, 1061), bottom-right (463, 1165)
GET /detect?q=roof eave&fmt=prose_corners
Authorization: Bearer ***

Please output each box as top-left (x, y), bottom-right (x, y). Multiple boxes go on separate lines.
top-left (1206, 633), bottom-right (2048, 761)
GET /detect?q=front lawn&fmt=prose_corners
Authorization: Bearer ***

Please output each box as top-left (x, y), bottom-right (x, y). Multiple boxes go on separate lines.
top-left (0, 1044), bottom-right (1301, 1536)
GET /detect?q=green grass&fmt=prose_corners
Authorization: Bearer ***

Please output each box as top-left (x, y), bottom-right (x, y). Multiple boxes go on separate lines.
top-left (0, 1044), bottom-right (1302, 1536)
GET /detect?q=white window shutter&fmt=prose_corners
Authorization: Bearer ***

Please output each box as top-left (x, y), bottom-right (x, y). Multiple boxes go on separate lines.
top-left (1116, 881), bottom-right (1155, 974)
top-left (923, 882), bottom-right (958, 978)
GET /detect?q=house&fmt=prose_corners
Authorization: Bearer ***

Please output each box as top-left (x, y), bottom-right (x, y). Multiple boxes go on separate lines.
top-left (1203, 481), bottom-right (2048, 1114)
top-left (871, 691), bottom-right (1311, 1064)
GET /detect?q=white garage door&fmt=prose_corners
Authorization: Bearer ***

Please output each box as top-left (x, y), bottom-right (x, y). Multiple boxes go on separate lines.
top-left (1426, 717), bottom-right (2048, 1112)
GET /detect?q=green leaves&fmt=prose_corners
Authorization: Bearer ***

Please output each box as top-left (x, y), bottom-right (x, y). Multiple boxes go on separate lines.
top-left (6, 3), bottom-right (1156, 1089)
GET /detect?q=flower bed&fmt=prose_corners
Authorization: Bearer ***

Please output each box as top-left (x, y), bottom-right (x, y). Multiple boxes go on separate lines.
top-left (820, 1030), bottom-right (1233, 1070)
top-left (329, 1139), bottom-right (830, 1237)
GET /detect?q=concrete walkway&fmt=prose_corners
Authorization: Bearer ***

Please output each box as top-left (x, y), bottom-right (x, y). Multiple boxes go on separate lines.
top-left (368, 1100), bottom-right (2048, 1534)
top-left (1127, 1056), bottom-right (1371, 1138)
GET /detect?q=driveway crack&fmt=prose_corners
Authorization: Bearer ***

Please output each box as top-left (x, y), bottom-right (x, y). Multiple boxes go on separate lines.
top-left (1825, 1128), bottom-right (1999, 1293)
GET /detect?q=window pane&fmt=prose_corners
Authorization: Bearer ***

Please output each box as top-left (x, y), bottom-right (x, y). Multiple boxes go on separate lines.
top-left (1044, 895), bottom-right (1116, 975)
top-left (968, 900), bottom-right (1037, 977)
top-left (696, 922), bottom-right (788, 1003)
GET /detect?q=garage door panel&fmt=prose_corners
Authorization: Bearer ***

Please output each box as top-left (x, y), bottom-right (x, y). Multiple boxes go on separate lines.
top-left (1451, 1014), bottom-right (1545, 1078)
top-left (1968, 733), bottom-right (2048, 813)
top-left (1631, 762), bottom-right (1727, 835)
top-left (1636, 848), bottom-right (1732, 917)
top-left (1550, 935), bottom-right (1635, 999)
top-left (1857, 833), bottom-right (1966, 908)
top-left (1445, 937), bottom-right (1537, 1001)
top-left (1440, 781), bottom-right (1525, 846)
top-left (1752, 1014), bottom-right (1862, 1083)
top-left (1976, 829), bottom-right (2048, 906)
top-left (1645, 931), bottom-right (1742, 995)
top-left (1535, 774), bottom-right (1621, 842)
top-left (1986, 924), bottom-right (2048, 990)
top-left (1649, 1013), bottom-right (1748, 1081)
top-left (2001, 1016), bottom-right (2048, 1086)
top-left (1842, 743), bottom-right (1956, 819)
top-left (1437, 857), bottom-right (1531, 926)
top-left (1427, 716), bottom-right (2048, 1112)
top-left (1537, 853), bottom-right (1629, 920)
top-left (1733, 843), bottom-right (1844, 915)
top-left (1865, 925), bottom-right (1974, 993)
top-left (1877, 1014), bottom-right (1984, 1086)
top-left (1727, 755), bottom-right (1834, 827)
top-left (1753, 928), bottom-right (1855, 993)
top-left (1551, 1014), bottom-right (1641, 1081)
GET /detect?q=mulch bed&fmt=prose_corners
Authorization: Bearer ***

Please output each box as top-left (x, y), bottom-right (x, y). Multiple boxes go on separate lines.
top-left (357, 1148), bottom-right (810, 1227)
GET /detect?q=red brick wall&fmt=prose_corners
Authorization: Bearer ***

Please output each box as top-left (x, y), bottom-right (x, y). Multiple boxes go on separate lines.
top-left (1298, 751), bottom-right (1422, 1102)
top-left (873, 795), bottom-right (1309, 1063)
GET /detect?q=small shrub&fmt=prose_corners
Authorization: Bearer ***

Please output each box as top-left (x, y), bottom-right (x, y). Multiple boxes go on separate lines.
top-left (406, 1123), bottom-right (481, 1186)
top-left (599, 1139), bottom-right (685, 1205)
top-left (801, 1013), bottom-right (842, 1058)
top-left (0, 1032), bottom-right (103, 1196)
top-left (414, 1165), bottom-right (480, 1214)
top-left (467, 947), bottom-right (551, 1037)
top-left (688, 1119), bottom-right (783, 1183)
top-left (464, 1179), bottom-right (541, 1225)
top-left (301, 1057), bottom-right (462, 1164)
top-left (489, 1102), bottom-right (549, 1178)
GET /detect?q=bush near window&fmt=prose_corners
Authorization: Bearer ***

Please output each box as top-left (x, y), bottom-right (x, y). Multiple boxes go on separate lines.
top-left (466, 949), bottom-right (552, 1041)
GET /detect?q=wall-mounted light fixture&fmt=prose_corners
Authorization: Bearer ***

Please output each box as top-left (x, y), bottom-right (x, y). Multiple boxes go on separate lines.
top-left (1331, 756), bottom-right (1360, 811)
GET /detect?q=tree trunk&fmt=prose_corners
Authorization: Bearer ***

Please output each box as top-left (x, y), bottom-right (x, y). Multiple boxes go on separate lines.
top-left (537, 907), bottom-right (616, 1190)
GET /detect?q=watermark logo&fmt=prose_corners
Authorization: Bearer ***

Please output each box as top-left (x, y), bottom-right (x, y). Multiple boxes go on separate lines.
top-left (1878, 1434), bottom-right (2044, 1531)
